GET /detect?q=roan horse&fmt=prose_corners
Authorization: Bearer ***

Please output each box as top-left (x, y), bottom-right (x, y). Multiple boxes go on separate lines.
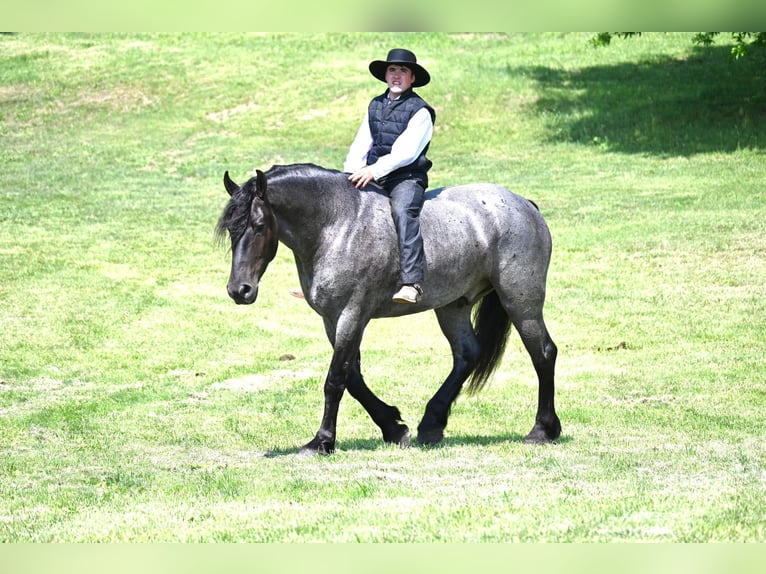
top-left (216, 163), bottom-right (561, 454)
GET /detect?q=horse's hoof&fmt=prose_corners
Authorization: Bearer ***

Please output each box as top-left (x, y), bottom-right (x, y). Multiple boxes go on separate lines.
top-left (384, 424), bottom-right (411, 448)
top-left (416, 427), bottom-right (444, 446)
top-left (299, 437), bottom-right (335, 455)
top-left (523, 422), bottom-right (561, 445)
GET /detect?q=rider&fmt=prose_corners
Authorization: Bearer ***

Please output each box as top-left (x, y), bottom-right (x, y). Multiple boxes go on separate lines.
top-left (344, 48), bottom-right (435, 304)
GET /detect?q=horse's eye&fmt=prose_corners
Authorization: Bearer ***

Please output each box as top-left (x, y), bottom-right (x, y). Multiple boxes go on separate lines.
top-left (253, 224), bottom-right (266, 235)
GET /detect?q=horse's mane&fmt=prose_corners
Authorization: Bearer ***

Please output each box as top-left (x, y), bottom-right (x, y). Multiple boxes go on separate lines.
top-left (265, 163), bottom-right (345, 184)
top-left (215, 181), bottom-right (252, 245)
top-left (216, 164), bottom-right (349, 245)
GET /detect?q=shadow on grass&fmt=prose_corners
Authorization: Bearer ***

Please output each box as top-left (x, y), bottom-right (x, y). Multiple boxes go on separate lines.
top-left (263, 432), bottom-right (572, 456)
top-left (514, 45), bottom-right (765, 156)
top-left (440, 433), bottom-right (573, 447)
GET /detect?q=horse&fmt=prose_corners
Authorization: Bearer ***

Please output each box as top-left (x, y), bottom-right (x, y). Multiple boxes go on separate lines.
top-left (216, 163), bottom-right (561, 455)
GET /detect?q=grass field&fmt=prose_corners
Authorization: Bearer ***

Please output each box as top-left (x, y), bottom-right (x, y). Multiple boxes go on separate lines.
top-left (1, 32), bottom-right (764, 542)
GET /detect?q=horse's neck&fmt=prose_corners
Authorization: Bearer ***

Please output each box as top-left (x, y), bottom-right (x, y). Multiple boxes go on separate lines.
top-left (270, 174), bottom-right (349, 257)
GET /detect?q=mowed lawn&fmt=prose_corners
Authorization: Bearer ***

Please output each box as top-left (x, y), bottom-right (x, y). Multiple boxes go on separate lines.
top-left (0, 33), bottom-right (764, 542)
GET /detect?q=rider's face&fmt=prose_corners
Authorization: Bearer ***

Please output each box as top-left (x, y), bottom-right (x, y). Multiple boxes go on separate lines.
top-left (385, 65), bottom-right (415, 98)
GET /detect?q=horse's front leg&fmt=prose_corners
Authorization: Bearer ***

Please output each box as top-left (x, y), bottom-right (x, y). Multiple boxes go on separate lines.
top-left (300, 313), bottom-right (410, 454)
top-left (344, 352), bottom-right (410, 447)
top-left (300, 351), bottom-right (411, 454)
top-left (299, 351), bottom-right (348, 456)
top-left (300, 311), bottom-right (369, 455)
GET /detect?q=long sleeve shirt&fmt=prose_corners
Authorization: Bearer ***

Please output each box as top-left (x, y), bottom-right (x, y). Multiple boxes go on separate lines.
top-left (343, 106), bottom-right (434, 181)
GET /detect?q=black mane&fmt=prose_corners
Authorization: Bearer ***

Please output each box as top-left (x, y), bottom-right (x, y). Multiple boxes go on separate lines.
top-left (215, 176), bottom-right (258, 245)
top-left (216, 164), bottom-right (346, 245)
top-left (266, 163), bottom-right (343, 180)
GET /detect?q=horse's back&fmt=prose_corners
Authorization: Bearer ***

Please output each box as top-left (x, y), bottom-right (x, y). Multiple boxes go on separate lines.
top-left (422, 183), bottom-right (550, 250)
top-left (425, 183), bottom-right (539, 215)
top-left (354, 179), bottom-right (550, 268)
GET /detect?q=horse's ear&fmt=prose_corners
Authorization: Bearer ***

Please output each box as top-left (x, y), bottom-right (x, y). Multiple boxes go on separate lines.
top-left (255, 169), bottom-right (267, 199)
top-left (224, 171), bottom-right (239, 196)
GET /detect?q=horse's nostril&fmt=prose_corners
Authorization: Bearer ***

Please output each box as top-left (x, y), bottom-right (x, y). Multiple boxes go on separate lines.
top-left (227, 282), bottom-right (256, 303)
top-left (238, 284), bottom-right (252, 297)
top-left (234, 283), bottom-right (257, 303)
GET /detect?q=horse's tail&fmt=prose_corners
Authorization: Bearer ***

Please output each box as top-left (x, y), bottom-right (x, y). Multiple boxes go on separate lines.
top-left (466, 290), bottom-right (512, 395)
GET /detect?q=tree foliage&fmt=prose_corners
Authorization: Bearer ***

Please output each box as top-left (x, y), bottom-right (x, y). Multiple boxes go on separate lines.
top-left (592, 32), bottom-right (766, 59)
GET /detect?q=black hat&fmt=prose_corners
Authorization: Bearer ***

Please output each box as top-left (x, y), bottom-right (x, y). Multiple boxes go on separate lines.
top-left (369, 48), bottom-right (430, 87)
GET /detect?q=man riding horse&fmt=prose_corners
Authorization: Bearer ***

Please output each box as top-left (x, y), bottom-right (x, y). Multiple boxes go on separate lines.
top-left (345, 48), bottom-right (435, 305)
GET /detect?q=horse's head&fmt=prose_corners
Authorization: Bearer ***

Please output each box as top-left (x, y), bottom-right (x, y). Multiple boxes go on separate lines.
top-left (216, 170), bottom-right (279, 305)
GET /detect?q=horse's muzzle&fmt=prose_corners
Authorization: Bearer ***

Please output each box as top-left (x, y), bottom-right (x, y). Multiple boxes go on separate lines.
top-left (227, 282), bottom-right (258, 305)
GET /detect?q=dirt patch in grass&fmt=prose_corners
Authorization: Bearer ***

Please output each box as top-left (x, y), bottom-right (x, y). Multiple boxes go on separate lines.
top-left (205, 102), bottom-right (260, 124)
top-left (211, 368), bottom-right (319, 393)
top-left (70, 86), bottom-right (155, 112)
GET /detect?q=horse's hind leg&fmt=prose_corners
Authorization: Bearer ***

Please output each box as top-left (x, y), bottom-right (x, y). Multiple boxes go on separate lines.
top-left (417, 304), bottom-right (480, 445)
top-left (510, 311), bottom-right (561, 443)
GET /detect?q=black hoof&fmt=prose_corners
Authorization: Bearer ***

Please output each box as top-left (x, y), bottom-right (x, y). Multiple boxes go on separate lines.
top-left (299, 436), bottom-right (335, 456)
top-left (383, 423), bottom-right (411, 448)
top-left (524, 420), bottom-right (561, 444)
top-left (416, 427), bottom-right (444, 446)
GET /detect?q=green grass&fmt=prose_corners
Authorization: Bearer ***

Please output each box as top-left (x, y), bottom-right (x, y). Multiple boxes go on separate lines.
top-left (1, 32), bottom-right (764, 542)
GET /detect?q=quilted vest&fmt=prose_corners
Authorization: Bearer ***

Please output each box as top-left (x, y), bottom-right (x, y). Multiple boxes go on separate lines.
top-left (366, 89), bottom-right (436, 184)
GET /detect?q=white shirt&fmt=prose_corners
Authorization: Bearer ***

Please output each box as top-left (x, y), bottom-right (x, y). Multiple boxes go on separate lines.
top-left (343, 106), bottom-right (434, 181)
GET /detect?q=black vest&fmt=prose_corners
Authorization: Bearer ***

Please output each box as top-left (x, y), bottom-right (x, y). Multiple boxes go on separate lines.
top-left (366, 89), bottom-right (435, 185)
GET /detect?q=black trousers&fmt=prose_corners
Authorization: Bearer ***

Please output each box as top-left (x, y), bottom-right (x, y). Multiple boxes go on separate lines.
top-left (384, 177), bottom-right (426, 285)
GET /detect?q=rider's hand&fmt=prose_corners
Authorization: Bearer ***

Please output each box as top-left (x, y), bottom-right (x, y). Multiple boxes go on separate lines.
top-left (348, 167), bottom-right (376, 189)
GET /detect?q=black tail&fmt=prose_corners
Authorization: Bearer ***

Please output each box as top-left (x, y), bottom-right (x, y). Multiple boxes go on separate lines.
top-left (466, 290), bottom-right (512, 394)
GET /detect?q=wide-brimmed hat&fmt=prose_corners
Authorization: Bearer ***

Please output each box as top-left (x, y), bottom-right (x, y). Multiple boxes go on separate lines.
top-left (369, 48), bottom-right (430, 87)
